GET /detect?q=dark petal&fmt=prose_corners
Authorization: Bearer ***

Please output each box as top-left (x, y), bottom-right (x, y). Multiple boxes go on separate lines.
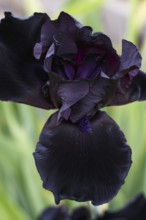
top-left (48, 73), bottom-right (89, 120)
top-left (71, 207), bottom-right (91, 220)
top-left (64, 62), bottom-right (76, 80)
top-left (58, 11), bottom-right (83, 31)
top-left (98, 194), bottom-right (146, 220)
top-left (90, 33), bottom-right (120, 77)
top-left (77, 55), bottom-right (100, 79)
top-left (92, 32), bottom-right (112, 47)
top-left (35, 11), bottom-right (81, 59)
top-left (79, 26), bottom-right (93, 43)
top-left (44, 43), bottom-right (55, 72)
top-left (0, 12), bottom-right (53, 109)
top-left (109, 70), bottom-right (146, 106)
top-left (38, 206), bottom-right (70, 220)
top-left (119, 40), bottom-right (142, 73)
top-left (41, 18), bottom-right (56, 49)
top-left (34, 111), bottom-right (132, 206)
top-left (54, 32), bottom-right (78, 56)
top-left (100, 48), bottom-right (120, 78)
top-left (57, 79), bottom-right (89, 121)
top-left (70, 77), bottom-right (117, 123)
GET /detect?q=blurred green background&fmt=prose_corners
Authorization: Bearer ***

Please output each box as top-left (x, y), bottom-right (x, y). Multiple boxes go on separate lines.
top-left (0, 0), bottom-right (146, 219)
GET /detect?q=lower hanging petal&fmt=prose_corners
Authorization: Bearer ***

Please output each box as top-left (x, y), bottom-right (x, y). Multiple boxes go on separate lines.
top-left (34, 111), bottom-right (132, 206)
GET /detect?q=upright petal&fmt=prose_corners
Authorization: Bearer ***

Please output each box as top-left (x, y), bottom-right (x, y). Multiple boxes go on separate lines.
top-left (92, 33), bottom-right (112, 47)
top-left (34, 111), bottom-right (132, 206)
top-left (0, 12), bottom-right (53, 109)
top-left (119, 40), bottom-right (142, 73)
top-left (58, 11), bottom-right (83, 31)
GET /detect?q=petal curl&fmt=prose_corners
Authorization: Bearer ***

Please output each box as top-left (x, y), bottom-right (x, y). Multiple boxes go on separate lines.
top-left (34, 111), bottom-right (132, 206)
top-left (120, 40), bottom-right (142, 73)
top-left (34, 11), bottom-right (81, 59)
top-left (0, 12), bottom-right (53, 109)
top-left (48, 73), bottom-right (89, 120)
top-left (69, 77), bottom-right (117, 123)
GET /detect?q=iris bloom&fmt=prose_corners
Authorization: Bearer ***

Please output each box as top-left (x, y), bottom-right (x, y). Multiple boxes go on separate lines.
top-left (0, 11), bottom-right (145, 205)
top-left (38, 194), bottom-right (146, 220)
top-left (38, 206), bottom-right (90, 220)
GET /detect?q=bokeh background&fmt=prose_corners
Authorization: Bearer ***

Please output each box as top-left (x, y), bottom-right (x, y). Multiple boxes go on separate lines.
top-left (0, 0), bottom-right (146, 219)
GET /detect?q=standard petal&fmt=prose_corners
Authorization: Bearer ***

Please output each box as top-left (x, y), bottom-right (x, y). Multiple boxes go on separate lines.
top-left (92, 33), bottom-right (113, 47)
top-left (58, 11), bottom-right (83, 31)
top-left (34, 111), bottom-right (132, 206)
top-left (35, 11), bottom-right (81, 59)
top-left (38, 206), bottom-right (70, 220)
top-left (54, 32), bottom-right (78, 56)
top-left (0, 12), bottom-right (53, 109)
top-left (119, 40), bottom-right (142, 73)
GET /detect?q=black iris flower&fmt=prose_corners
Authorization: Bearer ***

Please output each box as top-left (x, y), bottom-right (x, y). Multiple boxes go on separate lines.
top-left (38, 194), bottom-right (146, 220)
top-left (38, 206), bottom-right (90, 220)
top-left (0, 11), bottom-right (146, 205)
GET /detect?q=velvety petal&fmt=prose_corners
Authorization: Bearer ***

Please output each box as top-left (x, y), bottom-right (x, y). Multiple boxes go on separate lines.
top-left (58, 80), bottom-right (89, 121)
top-left (91, 33), bottom-right (120, 77)
top-left (48, 73), bottom-right (89, 120)
top-left (40, 18), bottom-right (56, 49)
top-left (0, 12), bottom-right (53, 109)
top-left (71, 207), bottom-right (91, 220)
top-left (34, 111), bottom-right (132, 206)
top-left (38, 206), bottom-right (70, 220)
top-left (104, 50), bottom-right (120, 77)
top-left (49, 73), bottom-right (117, 123)
top-left (77, 55), bottom-right (100, 79)
top-left (79, 26), bottom-right (93, 43)
top-left (64, 62), bottom-right (76, 80)
top-left (69, 77), bottom-right (117, 123)
top-left (54, 32), bottom-right (78, 56)
top-left (109, 70), bottom-right (146, 106)
top-left (119, 40), bottom-right (142, 73)
top-left (91, 33), bottom-right (112, 47)
top-left (98, 194), bottom-right (146, 220)
top-left (58, 11), bottom-right (83, 31)
top-left (35, 11), bottom-right (81, 59)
